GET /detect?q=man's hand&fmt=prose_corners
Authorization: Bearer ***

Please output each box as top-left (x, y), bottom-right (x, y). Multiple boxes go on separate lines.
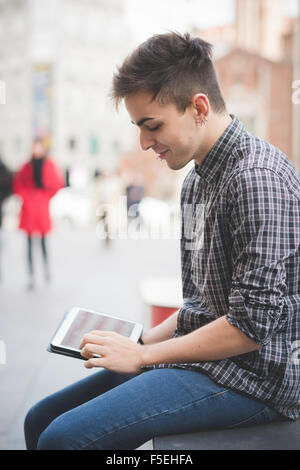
top-left (79, 330), bottom-right (144, 375)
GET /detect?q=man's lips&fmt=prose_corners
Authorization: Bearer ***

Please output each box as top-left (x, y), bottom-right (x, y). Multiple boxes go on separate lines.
top-left (156, 149), bottom-right (169, 159)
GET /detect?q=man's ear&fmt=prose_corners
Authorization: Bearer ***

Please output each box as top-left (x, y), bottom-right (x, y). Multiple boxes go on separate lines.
top-left (191, 94), bottom-right (209, 120)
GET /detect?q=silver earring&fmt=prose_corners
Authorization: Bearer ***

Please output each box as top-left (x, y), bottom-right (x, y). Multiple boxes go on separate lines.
top-left (197, 116), bottom-right (208, 127)
top-left (200, 116), bottom-right (208, 127)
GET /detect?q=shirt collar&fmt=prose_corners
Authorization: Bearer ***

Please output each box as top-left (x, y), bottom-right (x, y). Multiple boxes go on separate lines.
top-left (194, 115), bottom-right (244, 184)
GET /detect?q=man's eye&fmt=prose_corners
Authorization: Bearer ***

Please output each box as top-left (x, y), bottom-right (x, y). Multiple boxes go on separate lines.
top-left (148, 124), bottom-right (161, 132)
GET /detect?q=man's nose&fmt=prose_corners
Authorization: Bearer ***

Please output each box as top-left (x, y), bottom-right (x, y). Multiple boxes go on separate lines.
top-left (139, 129), bottom-right (156, 151)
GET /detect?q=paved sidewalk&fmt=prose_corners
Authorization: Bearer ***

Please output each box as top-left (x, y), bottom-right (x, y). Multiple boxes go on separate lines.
top-left (0, 223), bottom-right (181, 450)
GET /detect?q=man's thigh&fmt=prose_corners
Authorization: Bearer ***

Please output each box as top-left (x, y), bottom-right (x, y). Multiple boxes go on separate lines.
top-left (24, 369), bottom-right (135, 449)
top-left (37, 367), bottom-right (277, 450)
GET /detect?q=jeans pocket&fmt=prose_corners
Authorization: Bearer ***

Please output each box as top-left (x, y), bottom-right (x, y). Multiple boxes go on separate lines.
top-left (227, 406), bottom-right (280, 429)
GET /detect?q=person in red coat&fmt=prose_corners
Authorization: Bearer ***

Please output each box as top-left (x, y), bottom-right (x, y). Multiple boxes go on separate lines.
top-left (13, 139), bottom-right (64, 289)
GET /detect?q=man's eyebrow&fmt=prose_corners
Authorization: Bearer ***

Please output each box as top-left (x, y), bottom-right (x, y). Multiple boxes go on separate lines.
top-left (131, 117), bottom-right (155, 127)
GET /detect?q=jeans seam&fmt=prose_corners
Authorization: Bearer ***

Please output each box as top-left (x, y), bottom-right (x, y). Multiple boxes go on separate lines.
top-left (225, 405), bottom-right (270, 429)
top-left (78, 389), bottom-right (231, 450)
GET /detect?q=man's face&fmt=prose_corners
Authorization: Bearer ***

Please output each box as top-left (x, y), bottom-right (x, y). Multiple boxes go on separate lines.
top-left (125, 91), bottom-right (202, 171)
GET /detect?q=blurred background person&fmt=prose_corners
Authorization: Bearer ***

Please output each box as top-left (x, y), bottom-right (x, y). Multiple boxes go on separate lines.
top-left (125, 171), bottom-right (145, 225)
top-left (126, 178), bottom-right (145, 219)
top-left (94, 169), bottom-right (123, 245)
top-left (0, 155), bottom-right (13, 281)
top-left (13, 139), bottom-right (64, 290)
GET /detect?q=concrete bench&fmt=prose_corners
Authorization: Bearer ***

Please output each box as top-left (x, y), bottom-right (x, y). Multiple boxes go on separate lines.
top-left (153, 417), bottom-right (300, 450)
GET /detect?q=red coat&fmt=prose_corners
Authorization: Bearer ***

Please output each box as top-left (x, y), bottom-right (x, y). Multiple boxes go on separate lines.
top-left (13, 158), bottom-right (64, 235)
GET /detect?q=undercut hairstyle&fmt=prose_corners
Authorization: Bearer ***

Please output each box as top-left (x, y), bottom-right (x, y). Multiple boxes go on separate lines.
top-left (112, 31), bottom-right (226, 114)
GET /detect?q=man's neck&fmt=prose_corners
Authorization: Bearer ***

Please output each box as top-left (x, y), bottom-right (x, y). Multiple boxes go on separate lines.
top-left (194, 113), bottom-right (233, 166)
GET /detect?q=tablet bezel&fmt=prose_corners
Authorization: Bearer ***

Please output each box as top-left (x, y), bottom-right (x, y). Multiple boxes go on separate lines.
top-left (50, 307), bottom-right (143, 358)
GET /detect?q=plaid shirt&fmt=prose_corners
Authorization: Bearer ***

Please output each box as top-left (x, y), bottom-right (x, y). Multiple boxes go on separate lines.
top-left (142, 115), bottom-right (300, 420)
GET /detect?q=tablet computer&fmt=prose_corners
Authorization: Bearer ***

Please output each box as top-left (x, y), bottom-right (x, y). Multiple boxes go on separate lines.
top-left (48, 307), bottom-right (144, 360)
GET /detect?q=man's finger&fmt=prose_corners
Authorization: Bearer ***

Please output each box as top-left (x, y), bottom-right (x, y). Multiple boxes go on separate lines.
top-left (79, 333), bottom-right (109, 349)
top-left (80, 343), bottom-right (105, 359)
top-left (84, 357), bottom-right (106, 369)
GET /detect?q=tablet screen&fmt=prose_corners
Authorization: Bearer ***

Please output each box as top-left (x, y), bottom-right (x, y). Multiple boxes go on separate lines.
top-left (61, 310), bottom-right (135, 350)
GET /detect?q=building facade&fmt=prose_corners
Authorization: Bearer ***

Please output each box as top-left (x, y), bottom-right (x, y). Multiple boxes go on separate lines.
top-left (199, 0), bottom-right (297, 163)
top-left (0, 0), bottom-right (135, 177)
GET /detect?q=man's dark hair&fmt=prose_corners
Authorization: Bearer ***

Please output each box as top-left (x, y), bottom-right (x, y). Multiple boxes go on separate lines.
top-left (112, 31), bottom-right (226, 114)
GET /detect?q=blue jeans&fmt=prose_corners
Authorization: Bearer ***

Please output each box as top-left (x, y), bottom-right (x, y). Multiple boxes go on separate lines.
top-left (24, 368), bottom-right (281, 450)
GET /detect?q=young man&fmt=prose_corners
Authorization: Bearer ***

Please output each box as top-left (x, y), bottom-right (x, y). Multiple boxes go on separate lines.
top-left (25, 32), bottom-right (300, 450)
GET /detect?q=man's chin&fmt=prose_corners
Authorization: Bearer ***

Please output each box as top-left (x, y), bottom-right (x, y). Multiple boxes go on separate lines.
top-left (166, 159), bottom-right (190, 171)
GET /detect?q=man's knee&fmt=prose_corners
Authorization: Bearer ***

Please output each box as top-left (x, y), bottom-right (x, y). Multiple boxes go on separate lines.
top-left (24, 403), bottom-right (37, 434)
top-left (24, 402), bottom-right (46, 449)
top-left (37, 416), bottom-right (74, 450)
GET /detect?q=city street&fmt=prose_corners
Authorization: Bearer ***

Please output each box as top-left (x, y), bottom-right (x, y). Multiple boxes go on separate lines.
top-left (0, 222), bottom-right (181, 450)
